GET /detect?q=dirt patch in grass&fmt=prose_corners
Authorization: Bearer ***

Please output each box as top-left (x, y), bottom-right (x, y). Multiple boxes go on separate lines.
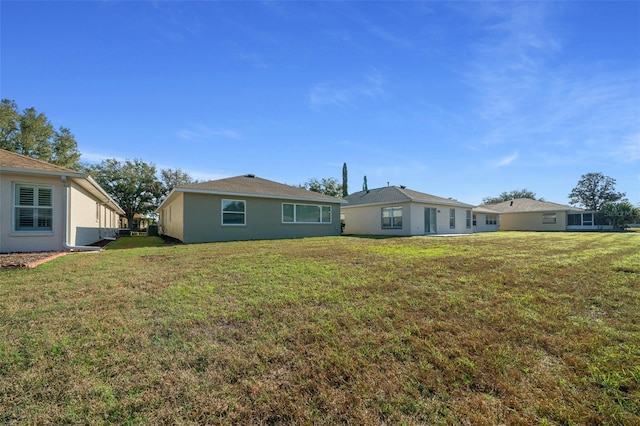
top-left (0, 251), bottom-right (66, 269)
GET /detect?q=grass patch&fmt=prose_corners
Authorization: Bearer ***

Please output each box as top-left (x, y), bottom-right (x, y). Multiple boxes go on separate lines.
top-left (1, 232), bottom-right (638, 424)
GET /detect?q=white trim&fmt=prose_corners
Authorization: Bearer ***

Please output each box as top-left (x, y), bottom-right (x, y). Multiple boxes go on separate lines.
top-left (221, 199), bottom-right (246, 226)
top-left (12, 182), bottom-right (54, 233)
top-left (282, 202), bottom-right (332, 224)
top-left (381, 206), bottom-right (403, 229)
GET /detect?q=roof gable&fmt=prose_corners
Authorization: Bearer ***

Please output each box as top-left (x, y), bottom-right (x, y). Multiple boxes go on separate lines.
top-left (344, 186), bottom-right (474, 208)
top-left (177, 175), bottom-right (344, 203)
top-left (482, 198), bottom-right (583, 213)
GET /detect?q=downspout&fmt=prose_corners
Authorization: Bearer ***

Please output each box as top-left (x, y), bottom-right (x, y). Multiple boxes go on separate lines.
top-left (61, 176), bottom-right (102, 252)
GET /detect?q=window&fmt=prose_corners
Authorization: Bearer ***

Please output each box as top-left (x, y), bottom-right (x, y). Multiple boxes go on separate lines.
top-left (14, 184), bottom-right (53, 232)
top-left (222, 199), bottom-right (246, 225)
top-left (466, 210), bottom-right (472, 228)
top-left (485, 215), bottom-right (498, 225)
top-left (449, 209), bottom-right (456, 229)
top-left (472, 214), bottom-right (477, 227)
top-left (381, 206), bottom-right (403, 229)
top-left (568, 213), bottom-right (581, 226)
top-left (568, 213), bottom-right (594, 226)
top-left (282, 203), bottom-right (331, 223)
top-left (542, 213), bottom-right (557, 224)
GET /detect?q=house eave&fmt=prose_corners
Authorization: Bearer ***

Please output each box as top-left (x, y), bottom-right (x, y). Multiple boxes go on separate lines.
top-left (0, 166), bottom-right (85, 179)
top-left (156, 187), bottom-right (346, 212)
top-left (342, 198), bottom-right (474, 209)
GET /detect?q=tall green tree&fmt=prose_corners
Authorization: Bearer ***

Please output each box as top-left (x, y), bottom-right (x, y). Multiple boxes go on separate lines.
top-left (568, 172), bottom-right (625, 211)
top-left (482, 188), bottom-right (542, 205)
top-left (342, 162), bottom-right (348, 197)
top-left (0, 99), bottom-right (81, 169)
top-left (86, 158), bottom-right (163, 229)
top-left (160, 168), bottom-right (196, 199)
top-left (602, 201), bottom-right (639, 230)
top-left (302, 177), bottom-right (343, 198)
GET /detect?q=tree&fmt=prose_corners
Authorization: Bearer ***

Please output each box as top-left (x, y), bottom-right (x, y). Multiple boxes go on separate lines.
top-left (159, 168), bottom-right (196, 199)
top-left (86, 158), bottom-right (163, 229)
top-left (602, 201), bottom-right (639, 230)
top-left (0, 99), bottom-right (81, 169)
top-left (302, 177), bottom-right (343, 198)
top-left (482, 188), bottom-right (542, 205)
top-left (568, 172), bottom-right (626, 211)
top-left (342, 162), bottom-right (348, 197)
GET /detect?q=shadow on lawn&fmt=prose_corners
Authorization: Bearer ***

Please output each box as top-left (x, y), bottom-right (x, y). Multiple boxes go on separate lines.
top-left (106, 235), bottom-right (182, 250)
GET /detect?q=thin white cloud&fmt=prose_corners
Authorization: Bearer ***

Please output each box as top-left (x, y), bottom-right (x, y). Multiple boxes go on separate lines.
top-left (462, 2), bottom-right (639, 168)
top-left (309, 71), bottom-right (385, 108)
top-left (177, 126), bottom-right (242, 141)
top-left (495, 151), bottom-right (519, 167)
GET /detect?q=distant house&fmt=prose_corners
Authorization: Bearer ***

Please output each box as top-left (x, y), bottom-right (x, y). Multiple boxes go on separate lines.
top-left (0, 149), bottom-right (124, 253)
top-left (156, 174), bottom-right (345, 243)
top-left (472, 206), bottom-right (501, 233)
top-left (481, 198), bottom-right (611, 231)
top-left (342, 186), bottom-right (476, 236)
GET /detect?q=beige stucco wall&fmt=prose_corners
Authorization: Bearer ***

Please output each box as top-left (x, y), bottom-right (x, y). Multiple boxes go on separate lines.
top-left (409, 204), bottom-right (474, 235)
top-left (342, 203), bottom-right (473, 236)
top-left (0, 172), bottom-right (66, 252)
top-left (499, 211), bottom-right (567, 231)
top-left (170, 193), bottom-right (342, 243)
top-left (159, 192), bottom-right (185, 242)
top-left (67, 182), bottom-right (120, 246)
top-left (342, 203), bottom-right (412, 236)
top-left (1, 172), bottom-right (121, 252)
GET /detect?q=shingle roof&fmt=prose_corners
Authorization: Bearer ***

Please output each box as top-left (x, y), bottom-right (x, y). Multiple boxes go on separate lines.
top-left (0, 148), bottom-right (82, 175)
top-left (344, 186), bottom-right (474, 208)
top-left (481, 198), bottom-right (583, 213)
top-left (472, 206), bottom-right (502, 214)
top-left (178, 174), bottom-right (345, 203)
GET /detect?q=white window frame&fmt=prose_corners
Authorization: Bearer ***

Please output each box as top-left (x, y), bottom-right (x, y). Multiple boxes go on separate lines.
top-left (221, 199), bottom-right (246, 226)
top-left (282, 203), bottom-right (332, 224)
top-left (542, 213), bottom-right (557, 225)
top-left (472, 213), bottom-right (477, 227)
top-left (449, 208), bottom-right (456, 229)
top-left (466, 210), bottom-right (472, 228)
top-left (13, 183), bottom-right (54, 233)
top-left (381, 206), bottom-right (403, 229)
top-left (485, 215), bottom-right (498, 226)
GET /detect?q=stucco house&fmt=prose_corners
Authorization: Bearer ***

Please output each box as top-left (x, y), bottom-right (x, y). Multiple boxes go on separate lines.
top-left (342, 186), bottom-right (476, 236)
top-left (472, 206), bottom-right (501, 233)
top-left (0, 149), bottom-right (124, 253)
top-left (481, 198), bottom-right (611, 231)
top-left (156, 174), bottom-right (345, 243)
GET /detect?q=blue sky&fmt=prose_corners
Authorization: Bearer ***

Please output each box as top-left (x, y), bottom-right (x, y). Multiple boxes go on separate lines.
top-left (2, 1), bottom-right (639, 205)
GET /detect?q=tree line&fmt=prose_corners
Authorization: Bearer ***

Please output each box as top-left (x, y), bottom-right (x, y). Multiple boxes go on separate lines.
top-left (2, 99), bottom-right (638, 229)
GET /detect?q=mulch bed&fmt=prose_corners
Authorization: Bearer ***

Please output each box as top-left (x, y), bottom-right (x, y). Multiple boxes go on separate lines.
top-left (0, 252), bottom-right (67, 269)
top-left (1, 239), bottom-right (117, 269)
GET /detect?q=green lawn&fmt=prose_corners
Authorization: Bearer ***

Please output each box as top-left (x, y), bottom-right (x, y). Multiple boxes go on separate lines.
top-left (1, 232), bottom-right (638, 424)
